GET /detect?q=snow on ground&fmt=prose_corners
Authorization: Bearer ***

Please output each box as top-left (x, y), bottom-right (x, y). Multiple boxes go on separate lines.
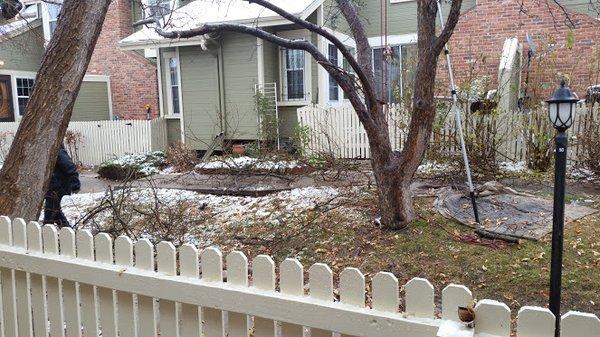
top-left (499, 161), bottom-right (529, 173)
top-left (99, 152), bottom-right (166, 176)
top-left (570, 167), bottom-right (598, 181)
top-left (196, 156), bottom-right (304, 171)
top-left (417, 162), bottom-right (450, 174)
top-left (61, 186), bottom-right (340, 246)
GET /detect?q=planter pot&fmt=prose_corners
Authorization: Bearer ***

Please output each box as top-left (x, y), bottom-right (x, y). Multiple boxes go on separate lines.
top-left (232, 144), bottom-right (246, 156)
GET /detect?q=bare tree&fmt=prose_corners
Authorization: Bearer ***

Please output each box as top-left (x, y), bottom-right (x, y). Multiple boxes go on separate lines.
top-left (138, 0), bottom-right (463, 229)
top-left (0, 0), bottom-right (112, 220)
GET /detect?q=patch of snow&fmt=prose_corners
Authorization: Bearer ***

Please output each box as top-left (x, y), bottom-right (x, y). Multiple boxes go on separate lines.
top-left (159, 166), bottom-right (181, 175)
top-left (499, 161), bottom-right (529, 173)
top-left (196, 156), bottom-right (304, 171)
top-left (99, 151), bottom-right (166, 176)
top-left (569, 167), bottom-right (597, 181)
top-left (0, 19), bottom-right (33, 36)
top-left (417, 162), bottom-right (449, 174)
top-left (60, 186), bottom-right (340, 246)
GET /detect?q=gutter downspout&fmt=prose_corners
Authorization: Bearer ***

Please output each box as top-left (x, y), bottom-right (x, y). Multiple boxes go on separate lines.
top-left (217, 41), bottom-right (226, 136)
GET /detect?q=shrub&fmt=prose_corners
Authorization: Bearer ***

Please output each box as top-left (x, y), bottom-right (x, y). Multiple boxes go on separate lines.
top-left (98, 151), bottom-right (166, 180)
top-left (166, 142), bottom-right (198, 172)
top-left (579, 105), bottom-right (600, 176)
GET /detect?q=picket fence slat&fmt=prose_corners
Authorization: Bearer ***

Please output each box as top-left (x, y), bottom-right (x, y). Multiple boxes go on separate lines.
top-left (158, 242), bottom-right (179, 337)
top-left (42, 225), bottom-right (64, 337)
top-left (180, 244), bottom-right (202, 337)
top-left (136, 239), bottom-right (158, 337)
top-left (77, 230), bottom-right (100, 337)
top-left (280, 259), bottom-right (304, 337)
top-left (0, 217), bottom-right (17, 337)
top-left (13, 219), bottom-right (33, 337)
top-left (253, 255), bottom-right (277, 337)
top-left (27, 222), bottom-right (48, 337)
top-left (114, 236), bottom-right (136, 337)
top-left (202, 248), bottom-right (225, 337)
top-left (95, 233), bottom-right (118, 337)
top-left (227, 251), bottom-right (250, 337)
top-left (59, 227), bottom-right (81, 337)
top-left (308, 264), bottom-right (334, 337)
top-left (0, 218), bottom-right (597, 337)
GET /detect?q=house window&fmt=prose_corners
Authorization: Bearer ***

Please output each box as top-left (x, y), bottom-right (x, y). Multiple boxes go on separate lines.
top-left (373, 44), bottom-right (417, 104)
top-left (282, 49), bottom-right (305, 101)
top-left (16, 78), bottom-right (34, 116)
top-left (47, 3), bottom-right (61, 39)
top-left (144, 0), bottom-right (172, 19)
top-left (328, 45), bottom-right (339, 101)
top-left (20, 4), bottom-right (39, 20)
top-left (163, 52), bottom-right (181, 116)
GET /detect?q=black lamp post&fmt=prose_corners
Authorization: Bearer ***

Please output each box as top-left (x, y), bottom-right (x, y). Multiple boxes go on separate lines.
top-left (547, 80), bottom-right (579, 337)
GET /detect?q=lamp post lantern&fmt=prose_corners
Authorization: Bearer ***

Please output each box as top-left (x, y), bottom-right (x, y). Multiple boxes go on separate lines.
top-left (547, 80), bottom-right (578, 337)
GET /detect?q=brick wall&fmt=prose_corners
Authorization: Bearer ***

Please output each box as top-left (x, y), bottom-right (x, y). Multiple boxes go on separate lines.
top-left (87, 0), bottom-right (159, 120)
top-left (437, 0), bottom-right (600, 99)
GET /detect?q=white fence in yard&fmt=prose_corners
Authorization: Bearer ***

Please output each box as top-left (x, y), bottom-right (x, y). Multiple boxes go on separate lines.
top-left (297, 103), bottom-right (599, 162)
top-left (0, 119), bottom-right (167, 166)
top-left (0, 216), bottom-right (598, 337)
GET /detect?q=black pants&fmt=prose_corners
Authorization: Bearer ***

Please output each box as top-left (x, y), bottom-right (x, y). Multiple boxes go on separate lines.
top-left (44, 191), bottom-right (70, 229)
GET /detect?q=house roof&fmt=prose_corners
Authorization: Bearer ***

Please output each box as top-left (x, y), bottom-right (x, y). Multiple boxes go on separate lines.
top-left (0, 18), bottom-right (41, 42)
top-left (119, 0), bottom-right (324, 50)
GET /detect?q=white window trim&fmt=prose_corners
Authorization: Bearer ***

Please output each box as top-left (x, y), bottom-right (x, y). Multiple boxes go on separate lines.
top-left (41, 1), bottom-right (62, 43)
top-left (162, 50), bottom-right (183, 118)
top-left (390, 0), bottom-right (416, 3)
top-left (371, 43), bottom-right (416, 103)
top-left (327, 44), bottom-right (342, 104)
top-left (368, 33), bottom-right (417, 48)
top-left (15, 76), bottom-right (35, 117)
top-left (277, 30), bottom-right (312, 106)
top-left (280, 48), bottom-right (308, 102)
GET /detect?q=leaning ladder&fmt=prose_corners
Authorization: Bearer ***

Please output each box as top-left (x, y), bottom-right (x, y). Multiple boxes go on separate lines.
top-left (436, 0), bottom-right (480, 224)
top-left (255, 83), bottom-right (280, 150)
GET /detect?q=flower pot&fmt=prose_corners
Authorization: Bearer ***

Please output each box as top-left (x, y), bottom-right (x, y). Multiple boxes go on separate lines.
top-left (232, 144), bottom-right (246, 156)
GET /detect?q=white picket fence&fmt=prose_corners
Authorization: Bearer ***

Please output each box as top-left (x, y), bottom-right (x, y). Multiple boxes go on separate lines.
top-left (0, 119), bottom-right (168, 166)
top-left (297, 103), bottom-right (599, 162)
top-left (0, 216), bottom-right (598, 337)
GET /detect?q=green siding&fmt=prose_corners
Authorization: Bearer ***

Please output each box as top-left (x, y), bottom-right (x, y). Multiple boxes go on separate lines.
top-left (222, 32), bottom-right (259, 140)
top-left (71, 81), bottom-right (111, 121)
top-left (0, 25), bottom-right (44, 72)
top-left (166, 119), bottom-right (182, 145)
top-left (278, 106), bottom-right (300, 138)
top-left (323, 0), bottom-right (477, 37)
top-left (263, 39), bottom-right (279, 85)
top-left (560, 0), bottom-right (600, 18)
top-left (179, 45), bottom-right (221, 150)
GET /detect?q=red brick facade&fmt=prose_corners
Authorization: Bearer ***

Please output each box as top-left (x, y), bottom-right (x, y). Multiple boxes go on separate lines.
top-left (87, 0), bottom-right (159, 120)
top-left (438, 0), bottom-right (600, 99)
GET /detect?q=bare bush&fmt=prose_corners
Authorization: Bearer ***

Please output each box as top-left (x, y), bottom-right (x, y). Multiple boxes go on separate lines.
top-left (166, 142), bottom-right (198, 172)
top-left (578, 105), bottom-right (600, 176)
top-left (64, 130), bottom-right (84, 168)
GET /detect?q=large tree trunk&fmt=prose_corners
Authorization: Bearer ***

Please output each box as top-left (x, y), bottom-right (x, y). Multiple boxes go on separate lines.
top-left (0, 0), bottom-right (111, 220)
top-left (366, 0), bottom-right (448, 229)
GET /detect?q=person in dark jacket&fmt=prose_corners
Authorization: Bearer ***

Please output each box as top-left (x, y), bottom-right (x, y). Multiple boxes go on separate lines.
top-left (43, 145), bottom-right (80, 228)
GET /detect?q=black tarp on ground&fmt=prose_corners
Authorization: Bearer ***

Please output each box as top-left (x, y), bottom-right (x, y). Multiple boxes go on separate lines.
top-left (434, 183), bottom-right (597, 240)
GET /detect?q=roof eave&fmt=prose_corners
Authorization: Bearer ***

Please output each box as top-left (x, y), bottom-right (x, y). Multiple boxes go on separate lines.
top-left (119, 0), bottom-right (325, 51)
